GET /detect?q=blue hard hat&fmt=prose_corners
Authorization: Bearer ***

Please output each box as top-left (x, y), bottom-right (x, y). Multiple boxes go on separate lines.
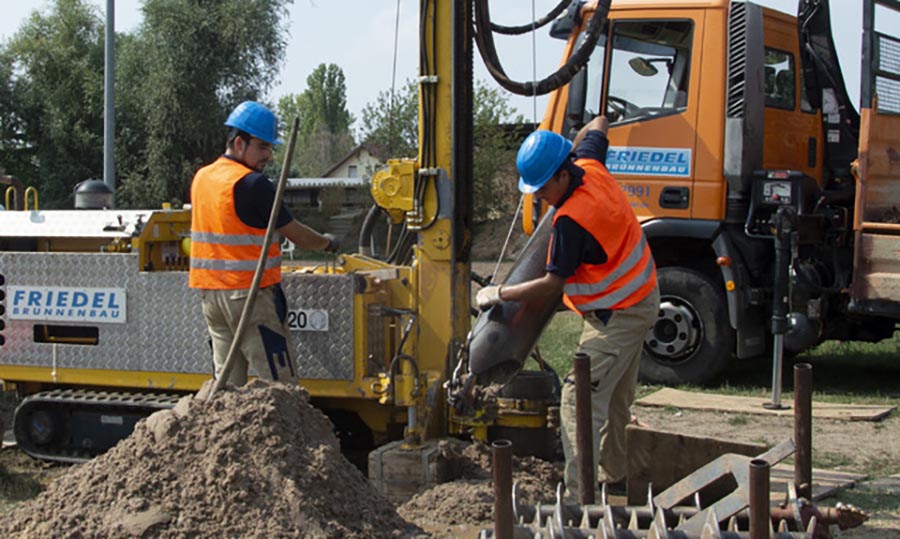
top-left (516, 130), bottom-right (573, 194)
top-left (224, 101), bottom-right (282, 145)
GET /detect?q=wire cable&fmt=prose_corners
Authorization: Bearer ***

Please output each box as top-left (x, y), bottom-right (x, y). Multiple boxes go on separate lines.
top-left (389, 0), bottom-right (402, 155)
top-left (531, 0), bottom-right (538, 123)
top-left (491, 195), bottom-right (524, 284)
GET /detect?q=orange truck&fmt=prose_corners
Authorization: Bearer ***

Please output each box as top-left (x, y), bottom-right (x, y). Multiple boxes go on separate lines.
top-left (527, 0), bottom-right (900, 384)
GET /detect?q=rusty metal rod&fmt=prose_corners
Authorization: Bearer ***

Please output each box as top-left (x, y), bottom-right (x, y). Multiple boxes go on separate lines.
top-left (574, 352), bottom-right (595, 505)
top-left (794, 362), bottom-right (813, 500)
top-left (492, 439), bottom-right (513, 539)
top-left (749, 459), bottom-right (771, 539)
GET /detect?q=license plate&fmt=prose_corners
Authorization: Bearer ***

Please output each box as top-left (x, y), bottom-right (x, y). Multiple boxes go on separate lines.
top-left (287, 309), bottom-right (329, 331)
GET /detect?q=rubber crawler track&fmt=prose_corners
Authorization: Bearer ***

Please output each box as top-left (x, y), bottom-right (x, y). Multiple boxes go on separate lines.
top-left (13, 388), bottom-right (184, 463)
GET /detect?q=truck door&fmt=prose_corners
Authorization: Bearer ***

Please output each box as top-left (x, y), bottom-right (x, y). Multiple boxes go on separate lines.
top-left (761, 10), bottom-right (822, 179)
top-left (591, 11), bottom-right (705, 221)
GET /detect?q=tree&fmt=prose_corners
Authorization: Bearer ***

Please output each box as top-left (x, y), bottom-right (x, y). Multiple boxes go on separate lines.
top-left (0, 0), bottom-right (105, 208)
top-left (0, 0), bottom-right (292, 209)
top-left (357, 80), bottom-right (418, 158)
top-left (0, 51), bottom-right (36, 183)
top-left (275, 64), bottom-right (355, 178)
top-left (357, 79), bottom-right (521, 221)
top-left (117, 0), bottom-right (292, 208)
top-left (471, 81), bottom-right (521, 221)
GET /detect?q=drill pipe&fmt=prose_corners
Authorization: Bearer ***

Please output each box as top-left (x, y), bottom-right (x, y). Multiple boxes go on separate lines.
top-left (749, 459), bottom-right (771, 539)
top-left (469, 208), bottom-right (560, 385)
top-left (794, 363), bottom-right (813, 500)
top-left (492, 440), bottom-right (514, 539)
top-left (574, 352), bottom-right (595, 505)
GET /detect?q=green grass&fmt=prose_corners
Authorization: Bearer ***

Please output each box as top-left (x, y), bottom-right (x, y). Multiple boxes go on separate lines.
top-left (812, 450), bottom-right (854, 470)
top-left (531, 311), bottom-right (582, 376)
top-left (838, 488), bottom-right (900, 514)
top-left (859, 455), bottom-right (900, 479)
top-left (532, 313), bottom-right (900, 406)
top-left (716, 332), bottom-right (900, 405)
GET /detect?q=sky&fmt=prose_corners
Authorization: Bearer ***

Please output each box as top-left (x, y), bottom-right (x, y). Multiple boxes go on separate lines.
top-left (0, 1), bottom-right (886, 131)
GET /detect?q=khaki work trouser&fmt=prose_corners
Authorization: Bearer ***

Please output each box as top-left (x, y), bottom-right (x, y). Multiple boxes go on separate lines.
top-left (560, 284), bottom-right (660, 496)
top-left (200, 284), bottom-right (298, 386)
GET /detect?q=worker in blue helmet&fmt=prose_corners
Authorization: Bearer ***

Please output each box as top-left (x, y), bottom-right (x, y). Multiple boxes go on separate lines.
top-left (476, 116), bottom-right (659, 499)
top-left (188, 101), bottom-right (340, 387)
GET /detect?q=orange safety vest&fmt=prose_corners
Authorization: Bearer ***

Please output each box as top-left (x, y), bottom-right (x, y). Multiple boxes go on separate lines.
top-left (551, 158), bottom-right (657, 314)
top-left (189, 156), bottom-right (282, 290)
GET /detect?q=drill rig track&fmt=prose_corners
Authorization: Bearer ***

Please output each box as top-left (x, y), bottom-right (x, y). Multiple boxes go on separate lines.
top-left (12, 388), bottom-right (183, 463)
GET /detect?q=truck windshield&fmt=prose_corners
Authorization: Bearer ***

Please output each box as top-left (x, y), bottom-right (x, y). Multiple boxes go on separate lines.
top-left (602, 20), bottom-right (693, 124)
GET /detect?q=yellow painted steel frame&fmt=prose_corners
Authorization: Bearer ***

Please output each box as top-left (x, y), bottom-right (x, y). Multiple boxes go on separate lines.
top-left (408, 0), bottom-right (469, 440)
top-left (359, 0), bottom-right (473, 443)
top-left (132, 209), bottom-right (193, 271)
top-left (449, 399), bottom-right (551, 444)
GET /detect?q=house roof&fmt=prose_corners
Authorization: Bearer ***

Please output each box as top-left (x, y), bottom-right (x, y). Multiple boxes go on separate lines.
top-left (320, 143), bottom-right (384, 178)
top-left (286, 177), bottom-right (368, 189)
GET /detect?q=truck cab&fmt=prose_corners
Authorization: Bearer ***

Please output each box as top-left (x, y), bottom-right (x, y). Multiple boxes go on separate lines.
top-left (537, 0), bottom-right (900, 384)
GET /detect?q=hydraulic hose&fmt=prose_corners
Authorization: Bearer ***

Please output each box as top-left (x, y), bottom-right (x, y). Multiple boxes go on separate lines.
top-left (489, 0), bottom-right (573, 35)
top-left (207, 116), bottom-right (300, 399)
top-left (473, 0), bottom-right (609, 96)
top-left (358, 204), bottom-right (384, 256)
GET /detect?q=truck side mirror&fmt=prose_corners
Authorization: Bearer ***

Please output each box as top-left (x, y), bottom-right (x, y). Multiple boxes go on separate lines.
top-left (629, 57), bottom-right (658, 76)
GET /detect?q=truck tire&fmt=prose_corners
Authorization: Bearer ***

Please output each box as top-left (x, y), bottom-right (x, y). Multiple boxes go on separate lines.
top-left (639, 267), bottom-right (734, 385)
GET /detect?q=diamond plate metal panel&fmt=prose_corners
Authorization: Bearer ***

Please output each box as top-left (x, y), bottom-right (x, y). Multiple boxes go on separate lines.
top-left (0, 252), bottom-right (210, 374)
top-left (281, 273), bottom-right (356, 380)
top-left (0, 253), bottom-right (357, 382)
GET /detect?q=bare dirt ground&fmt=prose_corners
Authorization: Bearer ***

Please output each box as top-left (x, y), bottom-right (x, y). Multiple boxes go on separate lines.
top-left (3, 384), bottom-right (896, 537)
top-left (632, 406), bottom-right (900, 538)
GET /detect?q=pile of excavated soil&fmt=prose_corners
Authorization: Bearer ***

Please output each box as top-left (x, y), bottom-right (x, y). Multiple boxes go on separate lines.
top-left (398, 441), bottom-right (562, 528)
top-left (0, 381), bottom-right (422, 539)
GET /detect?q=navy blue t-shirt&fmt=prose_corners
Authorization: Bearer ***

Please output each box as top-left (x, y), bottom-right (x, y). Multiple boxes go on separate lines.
top-left (546, 131), bottom-right (610, 280)
top-left (222, 156), bottom-right (294, 229)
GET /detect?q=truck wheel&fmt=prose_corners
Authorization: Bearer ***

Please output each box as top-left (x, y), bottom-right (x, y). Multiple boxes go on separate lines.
top-left (639, 267), bottom-right (734, 385)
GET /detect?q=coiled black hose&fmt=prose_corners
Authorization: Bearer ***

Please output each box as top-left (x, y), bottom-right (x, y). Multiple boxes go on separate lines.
top-left (473, 0), bottom-right (609, 96)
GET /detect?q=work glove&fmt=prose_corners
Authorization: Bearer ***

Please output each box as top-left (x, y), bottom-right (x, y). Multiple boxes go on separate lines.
top-left (475, 285), bottom-right (504, 310)
top-left (323, 233), bottom-right (340, 253)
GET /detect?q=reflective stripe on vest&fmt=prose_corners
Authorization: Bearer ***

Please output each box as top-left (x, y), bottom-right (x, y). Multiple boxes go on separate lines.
top-left (572, 258), bottom-right (655, 311)
top-left (553, 158), bottom-right (657, 313)
top-left (563, 234), bottom-right (649, 297)
top-left (191, 231), bottom-right (273, 246)
top-left (189, 156), bottom-right (282, 290)
top-left (190, 256), bottom-right (283, 272)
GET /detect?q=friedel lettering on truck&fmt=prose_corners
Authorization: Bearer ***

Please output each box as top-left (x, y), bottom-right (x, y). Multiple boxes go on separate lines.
top-left (8, 286), bottom-right (127, 324)
top-left (606, 147), bottom-right (691, 177)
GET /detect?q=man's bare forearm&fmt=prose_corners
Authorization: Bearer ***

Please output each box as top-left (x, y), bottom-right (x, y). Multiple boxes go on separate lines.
top-left (498, 272), bottom-right (565, 303)
top-left (573, 115), bottom-right (609, 148)
top-left (279, 220), bottom-right (329, 251)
